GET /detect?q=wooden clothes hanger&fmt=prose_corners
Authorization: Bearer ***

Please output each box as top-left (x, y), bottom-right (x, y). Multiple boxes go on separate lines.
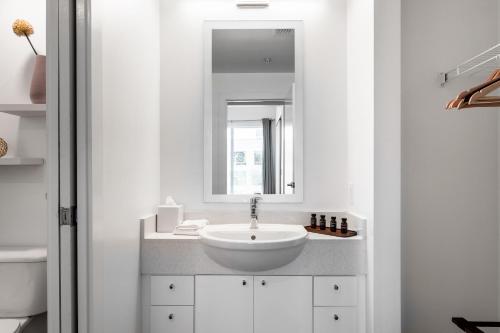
top-left (446, 69), bottom-right (500, 110)
top-left (446, 69), bottom-right (499, 109)
top-left (468, 79), bottom-right (500, 103)
top-left (446, 77), bottom-right (498, 109)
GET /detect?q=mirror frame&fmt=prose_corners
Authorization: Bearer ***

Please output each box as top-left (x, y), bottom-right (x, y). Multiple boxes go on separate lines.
top-left (203, 20), bottom-right (304, 203)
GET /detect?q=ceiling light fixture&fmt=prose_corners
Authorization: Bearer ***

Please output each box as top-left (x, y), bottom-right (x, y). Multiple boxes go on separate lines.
top-left (264, 57), bottom-right (272, 64)
top-left (236, 1), bottom-right (270, 9)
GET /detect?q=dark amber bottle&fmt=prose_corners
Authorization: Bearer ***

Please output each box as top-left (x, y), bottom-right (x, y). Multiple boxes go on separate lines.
top-left (320, 215), bottom-right (326, 230)
top-left (341, 217), bottom-right (348, 234)
top-left (330, 216), bottom-right (337, 232)
top-left (310, 214), bottom-right (317, 228)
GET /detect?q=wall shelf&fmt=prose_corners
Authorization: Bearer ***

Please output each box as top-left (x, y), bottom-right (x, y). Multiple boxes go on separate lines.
top-left (0, 157), bottom-right (45, 166)
top-left (441, 42), bottom-right (500, 86)
top-left (0, 104), bottom-right (46, 117)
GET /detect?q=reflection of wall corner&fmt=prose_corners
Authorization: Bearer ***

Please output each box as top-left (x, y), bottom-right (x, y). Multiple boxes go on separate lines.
top-left (236, 1), bottom-right (270, 9)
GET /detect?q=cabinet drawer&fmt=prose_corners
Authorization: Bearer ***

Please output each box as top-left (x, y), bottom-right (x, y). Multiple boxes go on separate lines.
top-left (314, 276), bottom-right (357, 306)
top-left (151, 306), bottom-right (193, 333)
top-left (151, 276), bottom-right (194, 305)
top-left (314, 307), bottom-right (356, 333)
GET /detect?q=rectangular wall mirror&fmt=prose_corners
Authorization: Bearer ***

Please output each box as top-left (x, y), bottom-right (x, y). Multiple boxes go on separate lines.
top-left (204, 21), bottom-right (303, 203)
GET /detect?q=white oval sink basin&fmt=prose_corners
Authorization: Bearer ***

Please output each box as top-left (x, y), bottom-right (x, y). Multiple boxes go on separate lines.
top-left (199, 224), bottom-right (308, 271)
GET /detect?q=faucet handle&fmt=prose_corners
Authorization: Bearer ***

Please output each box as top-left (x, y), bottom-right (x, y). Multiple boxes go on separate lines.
top-left (250, 193), bottom-right (263, 204)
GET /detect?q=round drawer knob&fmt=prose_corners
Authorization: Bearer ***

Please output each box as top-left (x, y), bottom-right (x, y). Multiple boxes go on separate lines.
top-left (334, 314), bottom-right (339, 321)
top-left (242, 280), bottom-right (247, 286)
top-left (168, 314), bottom-right (174, 320)
top-left (169, 283), bottom-right (175, 290)
top-left (261, 280), bottom-right (266, 286)
top-left (333, 284), bottom-right (340, 291)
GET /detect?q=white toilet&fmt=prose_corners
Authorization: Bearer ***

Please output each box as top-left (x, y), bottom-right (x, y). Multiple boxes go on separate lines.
top-left (0, 247), bottom-right (47, 333)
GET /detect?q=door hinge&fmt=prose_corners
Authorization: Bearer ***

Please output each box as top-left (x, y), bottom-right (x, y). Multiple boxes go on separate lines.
top-left (59, 206), bottom-right (77, 226)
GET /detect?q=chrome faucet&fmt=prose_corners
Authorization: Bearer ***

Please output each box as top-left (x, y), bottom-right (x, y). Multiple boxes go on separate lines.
top-left (250, 194), bottom-right (262, 229)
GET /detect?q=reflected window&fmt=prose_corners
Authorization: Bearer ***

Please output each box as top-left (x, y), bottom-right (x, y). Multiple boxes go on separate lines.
top-left (227, 122), bottom-right (263, 194)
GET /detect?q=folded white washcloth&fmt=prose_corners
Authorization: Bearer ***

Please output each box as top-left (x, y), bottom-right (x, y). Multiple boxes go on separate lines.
top-left (173, 229), bottom-right (202, 236)
top-left (173, 219), bottom-right (209, 235)
top-left (177, 219), bottom-right (208, 229)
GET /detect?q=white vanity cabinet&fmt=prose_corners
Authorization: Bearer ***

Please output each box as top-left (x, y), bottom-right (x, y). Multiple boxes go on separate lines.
top-left (147, 275), bottom-right (360, 333)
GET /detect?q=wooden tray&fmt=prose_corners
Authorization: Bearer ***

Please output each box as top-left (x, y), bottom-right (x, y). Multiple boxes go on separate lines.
top-left (305, 226), bottom-right (358, 238)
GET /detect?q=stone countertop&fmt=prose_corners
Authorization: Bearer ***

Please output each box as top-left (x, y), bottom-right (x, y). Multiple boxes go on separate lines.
top-left (144, 231), bottom-right (364, 241)
top-left (140, 215), bottom-right (367, 276)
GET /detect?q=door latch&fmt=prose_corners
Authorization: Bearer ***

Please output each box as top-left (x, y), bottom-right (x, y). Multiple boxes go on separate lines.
top-left (59, 206), bottom-right (77, 226)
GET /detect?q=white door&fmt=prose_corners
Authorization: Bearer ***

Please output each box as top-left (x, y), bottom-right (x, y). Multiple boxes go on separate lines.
top-left (47, 0), bottom-right (77, 332)
top-left (195, 276), bottom-right (253, 333)
top-left (58, 0), bottom-right (77, 331)
top-left (254, 276), bottom-right (312, 333)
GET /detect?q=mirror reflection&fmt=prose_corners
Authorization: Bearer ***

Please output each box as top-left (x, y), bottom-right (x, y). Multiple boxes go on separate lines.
top-left (211, 29), bottom-right (297, 196)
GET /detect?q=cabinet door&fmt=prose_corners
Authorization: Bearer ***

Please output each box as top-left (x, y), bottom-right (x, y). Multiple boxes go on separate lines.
top-left (195, 275), bottom-right (253, 333)
top-left (254, 276), bottom-right (312, 333)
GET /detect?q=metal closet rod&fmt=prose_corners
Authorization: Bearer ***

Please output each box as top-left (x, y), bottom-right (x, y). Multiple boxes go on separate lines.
top-left (441, 42), bottom-right (500, 86)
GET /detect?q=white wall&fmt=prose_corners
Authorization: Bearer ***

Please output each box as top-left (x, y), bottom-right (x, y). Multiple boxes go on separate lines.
top-left (90, 0), bottom-right (160, 331)
top-left (373, 0), bottom-right (401, 332)
top-left (347, 0), bottom-right (373, 222)
top-left (347, 0), bottom-right (374, 331)
top-left (402, 0), bottom-right (499, 332)
top-left (347, 1), bottom-right (402, 332)
top-left (0, 1), bottom-right (46, 103)
top-left (0, 0), bottom-right (47, 246)
top-left (160, 0), bottom-right (347, 212)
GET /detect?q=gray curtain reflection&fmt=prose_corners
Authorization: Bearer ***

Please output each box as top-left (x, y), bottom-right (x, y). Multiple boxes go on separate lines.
top-left (262, 118), bottom-right (275, 194)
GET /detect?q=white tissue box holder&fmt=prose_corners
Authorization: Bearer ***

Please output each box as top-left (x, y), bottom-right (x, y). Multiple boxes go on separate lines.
top-left (157, 205), bottom-right (184, 233)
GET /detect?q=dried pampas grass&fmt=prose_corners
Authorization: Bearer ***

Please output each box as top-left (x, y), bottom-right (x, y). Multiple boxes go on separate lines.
top-left (0, 138), bottom-right (8, 158)
top-left (12, 19), bottom-right (34, 36)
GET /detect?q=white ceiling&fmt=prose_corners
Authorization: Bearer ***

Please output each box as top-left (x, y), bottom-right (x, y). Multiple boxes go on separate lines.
top-left (212, 29), bottom-right (295, 73)
top-left (227, 105), bottom-right (278, 121)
